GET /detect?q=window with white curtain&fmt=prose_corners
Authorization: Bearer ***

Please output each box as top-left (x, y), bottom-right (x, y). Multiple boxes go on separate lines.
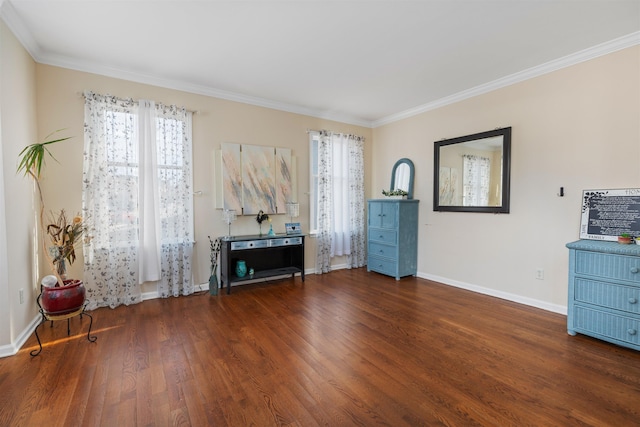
top-left (309, 130), bottom-right (366, 274)
top-left (309, 132), bottom-right (320, 234)
top-left (83, 92), bottom-right (194, 309)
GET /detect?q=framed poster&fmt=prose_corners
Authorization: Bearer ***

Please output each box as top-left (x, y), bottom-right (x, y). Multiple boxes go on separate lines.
top-left (580, 188), bottom-right (640, 240)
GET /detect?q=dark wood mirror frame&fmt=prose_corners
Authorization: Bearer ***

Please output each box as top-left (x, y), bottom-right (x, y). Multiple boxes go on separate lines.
top-left (433, 127), bottom-right (511, 213)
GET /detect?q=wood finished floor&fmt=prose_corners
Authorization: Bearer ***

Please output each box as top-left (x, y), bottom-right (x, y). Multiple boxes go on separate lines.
top-left (1, 268), bottom-right (639, 426)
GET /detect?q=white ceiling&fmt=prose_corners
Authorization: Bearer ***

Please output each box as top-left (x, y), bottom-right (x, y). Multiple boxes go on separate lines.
top-left (2, 1), bottom-right (639, 127)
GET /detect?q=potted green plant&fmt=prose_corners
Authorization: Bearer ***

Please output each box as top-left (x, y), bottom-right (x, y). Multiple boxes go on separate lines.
top-left (618, 233), bottom-right (632, 244)
top-left (17, 131), bottom-right (86, 314)
top-left (382, 189), bottom-right (408, 199)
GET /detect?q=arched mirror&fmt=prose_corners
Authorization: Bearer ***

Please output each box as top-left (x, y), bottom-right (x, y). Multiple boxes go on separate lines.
top-left (390, 158), bottom-right (415, 199)
top-left (433, 127), bottom-right (511, 213)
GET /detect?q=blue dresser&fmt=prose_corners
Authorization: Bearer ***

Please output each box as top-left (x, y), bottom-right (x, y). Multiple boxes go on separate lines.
top-left (567, 239), bottom-right (640, 351)
top-left (367, 199), bottom-right (419, 280)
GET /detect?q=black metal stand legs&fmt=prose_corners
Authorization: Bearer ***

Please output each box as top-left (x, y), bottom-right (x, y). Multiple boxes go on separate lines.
top-left (30, 306), bottom-right (97, 357)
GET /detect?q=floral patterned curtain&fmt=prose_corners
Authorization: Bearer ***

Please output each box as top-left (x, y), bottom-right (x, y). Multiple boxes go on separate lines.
top-left (315, 131), bottom-right (366, 274)
top-left (462, 154), bottom-right (490, 206)
top-left (82, 92), bottom-right (194, 309)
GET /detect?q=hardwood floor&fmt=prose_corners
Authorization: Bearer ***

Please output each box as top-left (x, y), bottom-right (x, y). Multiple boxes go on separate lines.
top-left (1, 268), bottom-right (639, 426)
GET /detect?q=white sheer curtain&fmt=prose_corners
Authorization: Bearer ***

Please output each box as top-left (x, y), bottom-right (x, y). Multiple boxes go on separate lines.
top-left (82, 92), bottom-right (194, 309)
top-left (138, 100), bottom-right (162, 283)
top-left (316, 131), bottom-right (366, 274)
top-left (462, 154), bottom-right (490, 206)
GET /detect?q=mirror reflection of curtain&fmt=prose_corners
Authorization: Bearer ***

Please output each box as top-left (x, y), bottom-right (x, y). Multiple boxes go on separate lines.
top-left (394, 164), bottom-right (410, 192)
top-left (462, 154), bottom-right (490, 206)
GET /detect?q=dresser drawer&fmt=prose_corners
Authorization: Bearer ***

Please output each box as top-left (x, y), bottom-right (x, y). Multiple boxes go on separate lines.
top-left (368, 228), bottom-right (397, 245)
top-left (575, 251), bottom-right (640, 283)
top-left (368, 255), bottom-right (397, 276)
top-left (369, 242), bottom-right (398, 260)
top-left (574, 305), bottom-right (640, 346)
top-left (574, 278), bottom-right (640, 315)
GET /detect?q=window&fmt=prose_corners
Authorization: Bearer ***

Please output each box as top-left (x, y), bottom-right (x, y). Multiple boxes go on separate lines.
top-left (83, 92), bottom-right (194, 308)
top-left (101, 110), bottom-right (191, 246)
top-left (309, 130), bottom-right (366, 273)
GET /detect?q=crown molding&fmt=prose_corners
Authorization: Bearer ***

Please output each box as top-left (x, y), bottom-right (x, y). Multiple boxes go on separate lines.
top-left (0, 1), bottom-right (374, 128)
top-left (0, 0), bottom-right (41, 60)
top-left (373, 31), bottom-right (640, 128)
top-left (36, 51), bottom-right (375, 128)
top-left (2, 1), bottom-right (637, 130)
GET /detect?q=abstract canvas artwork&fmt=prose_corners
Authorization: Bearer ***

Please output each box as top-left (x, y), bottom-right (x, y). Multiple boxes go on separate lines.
top-left (220, 143), bottom-right (294, 215)
top-left (275, 148), bottom-right (292, 213)
top-left (439, 167), bottom-right (458, 206)
top-left (242, 144), bottom-right (276, 215)
top-left (221, 142), bottom-right (242, 212)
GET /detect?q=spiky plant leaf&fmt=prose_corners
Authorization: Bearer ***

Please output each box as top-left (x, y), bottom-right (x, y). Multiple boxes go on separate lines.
top-left (16, 130), bottom-right (71, 178)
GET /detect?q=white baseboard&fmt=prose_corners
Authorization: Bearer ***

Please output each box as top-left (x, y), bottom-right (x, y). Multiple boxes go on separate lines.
top-left (418, 272), bottom-right (567, 315)
top-left (0, 313), bottom-right (42, 358)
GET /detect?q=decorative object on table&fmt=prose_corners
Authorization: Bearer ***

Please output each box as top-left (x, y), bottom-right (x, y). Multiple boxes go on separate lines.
top-left (208, 236), bottom-right (221, 295)
top-left (249, 267), bottom-right (254, 277)
top-left (222, 209), bottom-right (236, 237)
top-left (636, 237), bottom-right (640, 245)
top-left (256, 210), bottom-right (269, 235)
top-left (382, 189), bottom-right (408, 199)
top-left (285, 223), bottom-right (301, 235)
top-left (579, 188), bottom-right (640, 241)
top-left (235, 260), bottom-right (247, 278)
top-left (618, 233), bottom-right (632, 244)
top-left (285, 202), bottom-right (301, 235)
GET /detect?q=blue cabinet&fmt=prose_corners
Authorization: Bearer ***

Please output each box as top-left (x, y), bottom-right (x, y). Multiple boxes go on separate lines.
top-left (367, 199), bottom-right (419, 280)
top-left (567, 240), bottom-right (640, 351)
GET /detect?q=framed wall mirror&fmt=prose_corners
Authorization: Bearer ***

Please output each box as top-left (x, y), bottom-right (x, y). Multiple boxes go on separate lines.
top-left (390, 158), bottom-right (415, 199)
top-left (433, 127), bottom-right (511, 213)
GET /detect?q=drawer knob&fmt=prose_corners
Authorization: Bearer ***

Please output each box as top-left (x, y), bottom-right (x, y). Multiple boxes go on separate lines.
top-left (631, 267), bottom-right (639, 274)
top-left (630, 298), bottom-right (638, 304)
top-left (628, 329), bottom-right (637, 336)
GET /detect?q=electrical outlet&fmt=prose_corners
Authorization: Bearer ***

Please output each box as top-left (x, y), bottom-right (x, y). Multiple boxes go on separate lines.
top-left (536, 269), bottom-right (544, 280)
top-left (19, 288), bottom-right (24, 304)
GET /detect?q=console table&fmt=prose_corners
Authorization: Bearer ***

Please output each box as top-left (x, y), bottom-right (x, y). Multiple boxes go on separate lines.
top-left (219, 234), bottom-right (305, 294)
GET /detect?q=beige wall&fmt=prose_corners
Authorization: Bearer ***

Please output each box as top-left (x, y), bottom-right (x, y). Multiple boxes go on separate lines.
top-left (0, 20), bottom-right (39, 355)
top-left (34, 65), bottom-right (373, 293)
top-left (372, 46), bottom-right (640, 312)
top-left (2, 16), bottom-right (638, 353)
